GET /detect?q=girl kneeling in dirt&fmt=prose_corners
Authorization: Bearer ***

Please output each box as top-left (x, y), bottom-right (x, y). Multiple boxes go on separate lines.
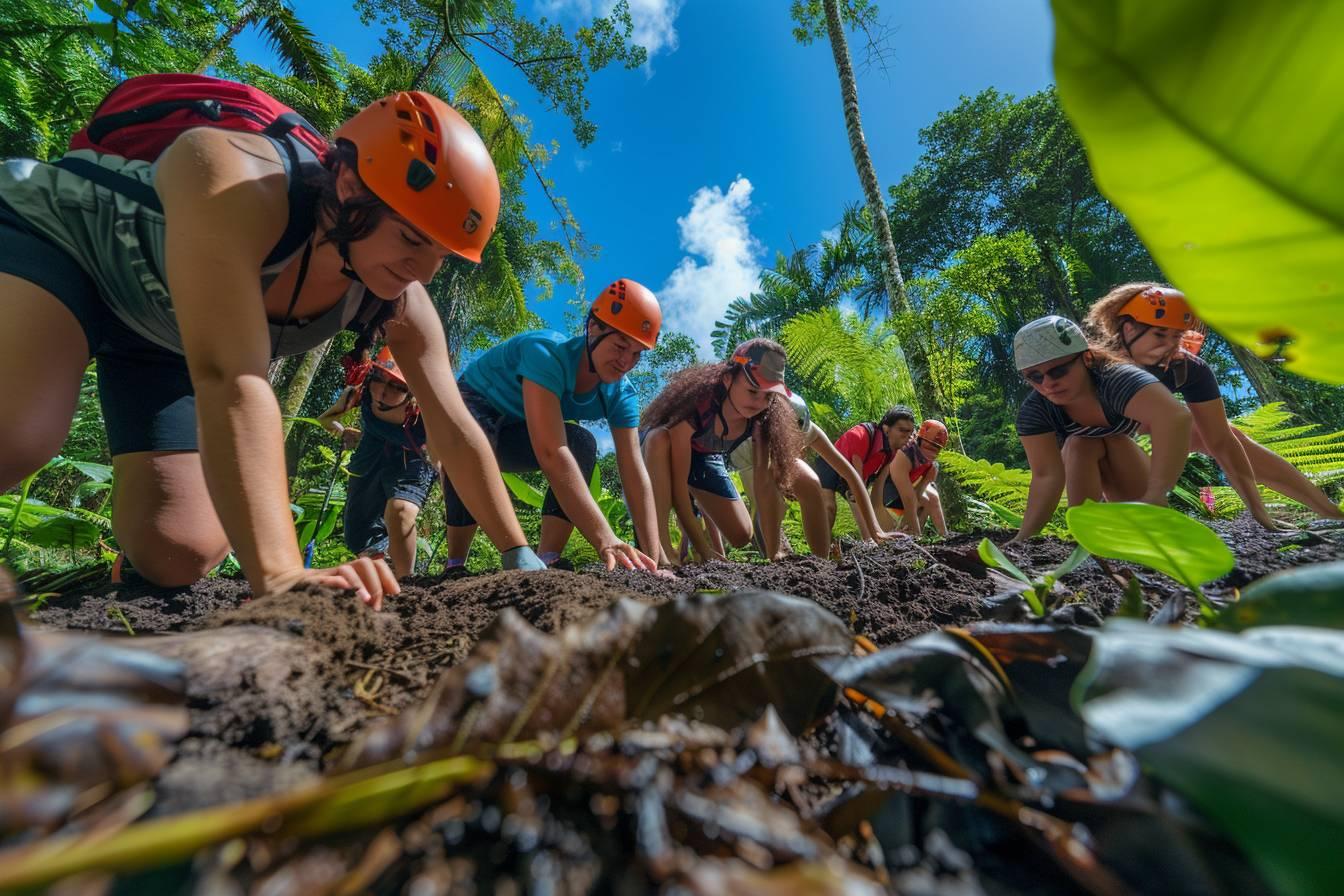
top-left (872, 419), bottom-right (951, 537)
top-left (728, 391), bottom-right (899, 558)
top-left (1010, 316), bottom-right (1191, 542)
top-left (1085, 284), bottom-right (1342, 528)
top-left (318, 347), bottom-right (434, 577)
top-left (813, 407), bottom-right (915, 539)
top-left (442, 280), bottom-right (664, 572)
top-left (0, 89), bottom-right (548, 609)
top-left (641, 339), bottom-right (805, 564)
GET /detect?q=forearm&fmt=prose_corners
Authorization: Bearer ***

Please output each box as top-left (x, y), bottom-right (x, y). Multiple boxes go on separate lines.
top-left (848, 478), bottom-right (884, 540)
top-left (617, 453), bottom-right (662, 558)
top-left (1144, 415), bottom-right (1193, 503)
top-left (1016, 475), bottom-right (1063, 540)
top-left (194, 375), bottom-right (299, 592)
top-left (539, 450), bottom-right (617, 549)
top-left (1210, 436), bottom-right (1272, 518)
top-left (754, 473), bottom-right (785, 558)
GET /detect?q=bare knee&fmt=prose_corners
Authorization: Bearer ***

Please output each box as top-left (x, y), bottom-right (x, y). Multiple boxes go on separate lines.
top-left (121, 529), bottom-right (231, 587)
top-left (0, 437), bottom-right (66, 493)
top-left (385, 499), bottom-right (420, 531)
top-left (1061, 437), bottom-right (1103, 464)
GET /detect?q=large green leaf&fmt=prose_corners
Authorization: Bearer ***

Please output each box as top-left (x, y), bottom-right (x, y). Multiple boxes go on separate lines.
top-left (1052, 1), bottom-right (1344, 382)
top-left (1212, 562), bottom-right (1344, 632)
top-left (1076, 622), bottom-right (1344, 896)
top-left (1066, 502), bottom-right (1233, 592)
top-left (500, 472), bottom-right (545, 509)
top-left (23, 516), bottom-right (102, 552)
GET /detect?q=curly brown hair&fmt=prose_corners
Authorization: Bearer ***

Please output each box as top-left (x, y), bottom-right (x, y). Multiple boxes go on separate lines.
top-left (641, 339), bottom-right (805, 492)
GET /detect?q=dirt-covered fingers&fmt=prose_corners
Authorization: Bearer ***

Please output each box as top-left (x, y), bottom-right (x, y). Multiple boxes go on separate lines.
top-left (316, 557), bottom-right (400, 610)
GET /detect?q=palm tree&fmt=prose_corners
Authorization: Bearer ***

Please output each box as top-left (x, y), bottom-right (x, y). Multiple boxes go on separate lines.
top-left (195, 0), bottom-right (336, 88)
top-left (710, 237), bottom-right (864, 357)
top-left (779, 308), bottom-right (918, 436)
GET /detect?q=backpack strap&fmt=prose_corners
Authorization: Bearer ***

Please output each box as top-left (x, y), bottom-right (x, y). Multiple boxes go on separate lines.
top-left (51, 156), bottom-right (163, 212)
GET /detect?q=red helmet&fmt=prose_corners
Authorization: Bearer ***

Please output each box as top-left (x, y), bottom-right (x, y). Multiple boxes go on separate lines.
top-left (917, 419), bottom-right (949, 448)
top-left (591, 279), bottom-right (661, 349)
top-left (333, 92), bottom-right (500, 263)
top-left (370, 346), bottom-right (407, 387)
top-left (1119, 287), bottom-right (1199, 331)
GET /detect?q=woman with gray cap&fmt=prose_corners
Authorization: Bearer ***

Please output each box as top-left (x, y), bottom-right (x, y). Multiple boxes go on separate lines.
top-left (1010, 315), bottom-right (1191, 542)
top-left (640, 339), bottom-right (806, 564)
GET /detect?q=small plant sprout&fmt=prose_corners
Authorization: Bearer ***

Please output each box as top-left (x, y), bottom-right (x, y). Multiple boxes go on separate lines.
top-left (977, 538), bottom-right (1090, 617)
top-left (106, 605), bottom-right (136, 636)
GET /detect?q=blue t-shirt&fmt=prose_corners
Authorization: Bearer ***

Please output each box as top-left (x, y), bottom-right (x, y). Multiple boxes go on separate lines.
top-left (459, 330), bottom-right (640, 428)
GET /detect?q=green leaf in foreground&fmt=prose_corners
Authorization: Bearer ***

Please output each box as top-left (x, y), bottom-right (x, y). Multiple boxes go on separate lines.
top-left (1075, 622), bottom-right (1344, 896)
top-left (1066, 502), bottom-right (1233, 594)
top-left (1212, 561), bottom-right (1344, 632)
top-left (977, 538), bottom-right (1029, 584)
top-left (1052, 0), bottom-right (1344, 383)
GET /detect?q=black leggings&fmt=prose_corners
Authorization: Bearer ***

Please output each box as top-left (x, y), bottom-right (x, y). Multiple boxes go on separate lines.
top-left (443, 384), bottom-right (598, 525)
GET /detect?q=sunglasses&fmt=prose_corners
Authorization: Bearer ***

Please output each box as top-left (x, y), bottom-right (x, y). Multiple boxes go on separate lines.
top-left (1023, 353), bottom-right (1082, 385)
top-left (369, 372), bottom-right (409, 393)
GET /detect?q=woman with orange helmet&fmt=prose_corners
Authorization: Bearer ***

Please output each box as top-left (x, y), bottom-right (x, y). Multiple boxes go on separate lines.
top-left (1086, 283), bottom-right (1341, 527)
top-left (0, 84), bottom-right (548, 608)
top-left (317, 347), bottom-right (437, 576)
top-left (441, 279), bottom-right (666, 572)
top-left (872, 419), bottom-right (951, 537)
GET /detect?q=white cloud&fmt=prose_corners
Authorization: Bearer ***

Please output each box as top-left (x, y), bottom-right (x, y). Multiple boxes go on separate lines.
top-left (575, 157), bottom-right (592, 172)
top-left (819, 225), bottom-right (841, 244)
top-left (659, 176), bottom-right (764, 358)
top-left (539, 0), bottom-right (682, 59)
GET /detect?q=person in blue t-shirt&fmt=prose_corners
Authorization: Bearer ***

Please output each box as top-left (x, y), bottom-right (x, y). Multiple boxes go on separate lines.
top-left (444, 279), bottom-right (665, 571)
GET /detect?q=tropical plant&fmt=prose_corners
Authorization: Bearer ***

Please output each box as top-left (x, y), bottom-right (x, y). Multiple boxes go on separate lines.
top-left (1198, 403), bottom-right (1344, 516)
top-left (1052, 0), bottom-right (1344, 385)
top-left (937, 450), bottom-right (1066, 534)
top-left (778, 308), bottom-right (917, 438)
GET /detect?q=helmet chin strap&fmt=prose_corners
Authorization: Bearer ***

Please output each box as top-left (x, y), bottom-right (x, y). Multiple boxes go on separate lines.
top-left (585, 311), bottom-right (617, 375)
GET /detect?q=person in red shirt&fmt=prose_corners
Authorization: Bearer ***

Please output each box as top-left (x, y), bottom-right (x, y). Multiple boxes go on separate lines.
top-left (813, 406), bottom-right (916, 536)
top-left (873, 419), bottom-right (950, 537)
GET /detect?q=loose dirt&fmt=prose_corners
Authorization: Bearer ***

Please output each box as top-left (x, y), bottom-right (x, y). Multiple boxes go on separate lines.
top-left (12, 514), bottom-right (1341, 891)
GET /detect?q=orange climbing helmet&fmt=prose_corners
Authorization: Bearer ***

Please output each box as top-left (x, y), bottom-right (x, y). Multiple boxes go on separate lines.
top-left (590, 278), bottom-right (662, 349)
top-left (333, 92), bottom-right (500, 263)
top-left (917, 419), bottom-right (949, 449)
top-left (1119, 286), bottom-right (1199, 331)
top-left (370, 346), bottom-right (407, 387)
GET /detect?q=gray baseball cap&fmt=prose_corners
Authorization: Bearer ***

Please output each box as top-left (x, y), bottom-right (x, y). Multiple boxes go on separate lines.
top-left (732, 341), bottom-right (790, 395)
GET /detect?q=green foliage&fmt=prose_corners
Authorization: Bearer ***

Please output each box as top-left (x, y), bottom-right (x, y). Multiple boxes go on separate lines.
top-left (1202, 403), bottom-right (1344, 516)
top-left (938, 451), bottom-right (1066, 535)
top-left (977, 538), bottom-right (1089, 616)
top-left (1066, 502), bottom-right (1234, 616)
top-left (788, 0), bottom-right (880, 44)
top-left (778, 308), bottom-right (917, 436)
top-left (1054, 0), bottom-right (1344, 383)
top-left (1212, 562), bottom-right (1344, 633)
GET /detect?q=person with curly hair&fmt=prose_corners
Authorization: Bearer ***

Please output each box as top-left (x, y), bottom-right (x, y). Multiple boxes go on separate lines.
top-left (1085, 283), bottom-right (1342, 528)
top-left (640, 339), bottom-right (805, 564)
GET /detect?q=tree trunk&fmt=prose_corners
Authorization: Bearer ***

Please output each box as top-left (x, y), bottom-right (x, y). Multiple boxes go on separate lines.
top-left (1226, 341), bottom-right (1288, 406)
top-left (278, 340), bottom-right (334, 437)
top-left (820, 0), bottom-right (942, 417)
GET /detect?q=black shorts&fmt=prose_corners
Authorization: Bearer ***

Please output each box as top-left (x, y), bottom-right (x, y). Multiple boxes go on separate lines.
top-left (812, 456), bottom-right (849, 495)
top-left (343, 448), bottom-right (436, 555)
top-left (0, 201), bottom-right (196, 456)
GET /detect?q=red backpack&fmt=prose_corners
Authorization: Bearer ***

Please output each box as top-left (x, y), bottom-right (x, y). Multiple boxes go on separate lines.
top-left (68, 72), bottom-right (328, 163)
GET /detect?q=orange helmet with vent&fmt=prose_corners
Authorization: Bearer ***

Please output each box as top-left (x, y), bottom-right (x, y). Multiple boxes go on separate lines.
top-left (1119, 286), bottom-right (1199, 330)
top-left (590, 278), bottom-right (662, 349)
top-left (334, 92), bottom-right (500, 263)
top-left (370, 346), bottom-right (407, 387)
top-left (917, 419), bottom-right (949, 448)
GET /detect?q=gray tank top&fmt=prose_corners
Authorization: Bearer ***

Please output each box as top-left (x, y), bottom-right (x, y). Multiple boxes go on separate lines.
top-left (0, 142), bottom-right (365, 356)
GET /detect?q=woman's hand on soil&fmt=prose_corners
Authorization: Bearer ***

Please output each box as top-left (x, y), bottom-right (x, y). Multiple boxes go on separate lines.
top-left (1256, 514), bottom-right (1298, 532)
top-left (259, 557), bottom-right (399, 611)
top-left (598, 541), bottom-right (659, 572)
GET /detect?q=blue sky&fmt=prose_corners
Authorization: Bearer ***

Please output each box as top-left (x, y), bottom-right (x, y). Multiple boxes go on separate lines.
top-left (237, 1), bottom-right (1055, 356)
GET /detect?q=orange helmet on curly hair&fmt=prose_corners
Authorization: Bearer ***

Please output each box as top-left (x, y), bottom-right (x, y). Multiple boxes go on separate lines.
top-left (334, 92), bottom-right (500, 262)
top-left (1119, 286), bottom-right (1199, 330)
